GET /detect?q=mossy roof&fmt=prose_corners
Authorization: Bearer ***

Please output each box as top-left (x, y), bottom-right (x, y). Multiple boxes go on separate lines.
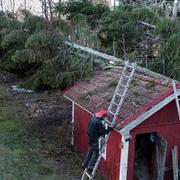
top-left (64, 67), bottom-right (173, 129)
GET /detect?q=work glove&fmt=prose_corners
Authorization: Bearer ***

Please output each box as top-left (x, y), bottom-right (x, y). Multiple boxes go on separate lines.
top-left (108, 127), bottom-right (113, 131)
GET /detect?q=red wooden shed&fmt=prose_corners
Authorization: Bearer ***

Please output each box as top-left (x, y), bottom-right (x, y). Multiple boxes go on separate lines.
top-left (63, 67), bottom-right (180, 180)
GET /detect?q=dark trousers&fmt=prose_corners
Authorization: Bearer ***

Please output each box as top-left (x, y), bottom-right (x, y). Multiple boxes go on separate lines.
top-left (83, 142), bottom-right (99, 169)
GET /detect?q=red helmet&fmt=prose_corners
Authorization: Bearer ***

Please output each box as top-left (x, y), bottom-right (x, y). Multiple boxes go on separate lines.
top-left (95, 109), bottom-right (108, 118)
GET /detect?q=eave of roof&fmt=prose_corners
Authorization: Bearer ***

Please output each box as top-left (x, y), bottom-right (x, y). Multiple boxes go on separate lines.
top-left (63, 68), bottom-right (179, 131)
top-left (120, 88), bottom-right (180, 134)
top-left (117, 88), bottom-right (173, 129)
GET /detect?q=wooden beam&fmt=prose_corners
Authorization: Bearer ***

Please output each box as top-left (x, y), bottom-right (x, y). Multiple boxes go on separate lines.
top-left (65, 41), bottom-right (175, 83)
top-left (65, 41), bottom-right (122, 63)
top-left (137, 20), bottom-right (156, 28)
top-left (172, 146), bottom-right (179, 180)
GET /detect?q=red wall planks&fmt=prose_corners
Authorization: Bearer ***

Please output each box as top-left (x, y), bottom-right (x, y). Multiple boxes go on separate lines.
top-left (127, 100), bottom-right (180, 180)
top-left (74, 104), bottom-right (91, 155)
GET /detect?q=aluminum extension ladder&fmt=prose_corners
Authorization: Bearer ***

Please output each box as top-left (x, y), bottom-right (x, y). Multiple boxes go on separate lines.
top-left (81, 61), bottom-right (136, 180)
top-left (173, 81), bottom-right (180, 120)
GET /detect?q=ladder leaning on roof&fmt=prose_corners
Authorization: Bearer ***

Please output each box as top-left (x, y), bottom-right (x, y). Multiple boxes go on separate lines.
top-left (81, 61), bottom-right (137, 180)
top-left (173, 81), bottom-right (180, 120)
top-left (107, 61), bottom-right (137, 125)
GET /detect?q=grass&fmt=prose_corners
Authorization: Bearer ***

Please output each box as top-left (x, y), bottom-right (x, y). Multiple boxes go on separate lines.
top-left (108, 80), bottom-right (118, 88)
top-left (145, 82), bottom-right (156, 89)
top-left (0, 86), bottom-right (81, 180)
top-left (0, 86), bottom-right (6, 99)
top-left (79, 91), bottom-right (94, 101)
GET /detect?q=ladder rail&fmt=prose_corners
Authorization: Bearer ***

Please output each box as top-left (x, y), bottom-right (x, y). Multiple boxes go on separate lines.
top-left (107, 64), bottom-right (128, 112)
top-left (173, 81), bottom-right (180, 120)
top-left (109, 63), bottom-right (135, 112)
top-left (81, 61), bottom-right (136, 180)
top-left (112, 69), bottom-right (135, 124)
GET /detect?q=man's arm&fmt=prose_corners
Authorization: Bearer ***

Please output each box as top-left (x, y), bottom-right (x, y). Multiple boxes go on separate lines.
top-left (97, 121), bottom-right (113, 136)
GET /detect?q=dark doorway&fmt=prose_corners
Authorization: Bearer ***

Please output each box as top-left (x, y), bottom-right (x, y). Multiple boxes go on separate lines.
top-left (133, 133), bottom-right (167, 180)
top-left (133, 133), bottom-right (156, 180)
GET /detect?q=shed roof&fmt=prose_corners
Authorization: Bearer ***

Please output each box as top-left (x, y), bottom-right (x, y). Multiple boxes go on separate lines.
top-left (63, 67), bottom-right (175, 130)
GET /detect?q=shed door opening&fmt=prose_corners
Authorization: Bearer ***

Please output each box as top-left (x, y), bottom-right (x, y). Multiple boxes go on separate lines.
top-left (133, 133), bottom-right (167, 180)
top-left (133, 133), bottom-right (156, 180)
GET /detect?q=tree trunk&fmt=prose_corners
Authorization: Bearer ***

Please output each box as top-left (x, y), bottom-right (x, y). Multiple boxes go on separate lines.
top-left (24, 0), bottom-right (27, 10)
top-left (172, 0), bottom-right (179, 20)
top-left (9, 0), bottom-right (15, 14)
top-left (47, 0), bottom-right (53, 21)
top-left (162, 0), bottom-right (168, 16)
top-left (0, 0), bottom-right (3, 11)
top-left (58, 0), bottom-right (61, 18)
top-left (41, 0), bottom-right (49, 21)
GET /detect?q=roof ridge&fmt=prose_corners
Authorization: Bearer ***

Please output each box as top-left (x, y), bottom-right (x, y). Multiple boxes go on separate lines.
top-left (134, 74), bottom-right (172, 88)
top-left (103, 66), bottom-right (173, 88)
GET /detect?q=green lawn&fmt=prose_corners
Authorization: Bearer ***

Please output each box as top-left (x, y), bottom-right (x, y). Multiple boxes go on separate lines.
top-left (0, 86), bottom-right (81, 180)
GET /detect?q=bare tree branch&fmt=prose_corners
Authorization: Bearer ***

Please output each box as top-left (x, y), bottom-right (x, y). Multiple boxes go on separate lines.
top-left (41, 0), bottom-right (49, 20)
top-left (47, 0), bottom-right (53, 21)
top-left (9, 0), bottom-right (15, 14)
top-left (0, 0), bottom-right (3, 11)
top-left (24, 0), bottom-right (27, 10)
top-left (172, 0), bottom-right (180, 20)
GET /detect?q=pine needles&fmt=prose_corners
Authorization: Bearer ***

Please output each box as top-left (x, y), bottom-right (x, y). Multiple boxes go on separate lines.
top-left (0, 11), bottom-right (93, 90)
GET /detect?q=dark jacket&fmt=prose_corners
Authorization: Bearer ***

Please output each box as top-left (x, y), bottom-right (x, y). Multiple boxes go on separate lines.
top-left (87, 116), bottom-right (112, 146)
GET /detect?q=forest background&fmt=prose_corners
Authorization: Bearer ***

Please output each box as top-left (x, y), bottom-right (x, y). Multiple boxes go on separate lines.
top-left (0, 0), bottom-right (179, 91)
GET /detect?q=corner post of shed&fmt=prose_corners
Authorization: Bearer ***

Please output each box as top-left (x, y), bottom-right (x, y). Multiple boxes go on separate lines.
top-left (71, 102), bottom-right (75, 145)
top-left (119, 131), bottom-right (131, 180)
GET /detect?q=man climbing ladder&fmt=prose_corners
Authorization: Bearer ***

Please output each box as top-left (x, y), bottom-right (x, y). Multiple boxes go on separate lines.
top-left (81, 61), bottom-right (137, 180)
top-left (82, 109), bottom-right (113, 174)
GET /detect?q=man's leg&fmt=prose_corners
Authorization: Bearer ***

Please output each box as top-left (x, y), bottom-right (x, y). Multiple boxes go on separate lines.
top-left (87, 148), bottom-right (99, 170)
top-left (83, 146), bottom-right (93, 168)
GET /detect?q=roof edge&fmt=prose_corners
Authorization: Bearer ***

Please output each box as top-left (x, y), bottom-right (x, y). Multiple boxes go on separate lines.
top-left (120, 90), bottom-right (179, 134)
top-left (118, 89), bottom-right (173, 129)
top-left (63, 95), bottom-right (93, 116)
top-left (63, 95), bottom-right (122, 134)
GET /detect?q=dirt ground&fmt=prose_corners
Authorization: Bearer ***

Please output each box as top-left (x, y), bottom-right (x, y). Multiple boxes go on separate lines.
top-left (0, 70), bottom-right (104, 180)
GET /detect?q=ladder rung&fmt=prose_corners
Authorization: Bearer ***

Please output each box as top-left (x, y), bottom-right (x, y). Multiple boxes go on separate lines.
top-left (85, 172), bottom-right (92, 178)
top-left (123, 74), bottom-right (130, 78)
top-left (115, 93), bottom-right (122, 97)
top-left (112, 102), bottom-right (119, 106)
top-left (119, 84), bottom-right (126, 88)
top-left (126, 65), bottom-right (134, 69)
top-left (108, 111), bottom-right (115, 116)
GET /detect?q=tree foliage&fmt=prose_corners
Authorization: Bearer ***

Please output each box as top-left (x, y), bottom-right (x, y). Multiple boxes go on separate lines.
top-left (0, 1), bottom-right (180, 91)
top-left (153, 18), bottom-right (180, 80)
top-left (155, 19), bottom-right (180, 39)
top-left (131, 7), bottom-right (159, 24)
top-left (23, 15), bottom-right (50, 33)
top-left (20, 46), bottom-right (93, 90)
top-left (0, 10), bottom-right (93, 90)
top-left (1, 30), bottom-right (29, 49)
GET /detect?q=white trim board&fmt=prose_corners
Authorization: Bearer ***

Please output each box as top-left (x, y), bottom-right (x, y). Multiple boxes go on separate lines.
top-left (119, 133), bottom-right (130, 180)
top-left (71, 102), bottom-right (75, 145)
top-left (63, 95), bottom-right (93, 115)
top-left (120, 92), bottom-right (180, 134)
